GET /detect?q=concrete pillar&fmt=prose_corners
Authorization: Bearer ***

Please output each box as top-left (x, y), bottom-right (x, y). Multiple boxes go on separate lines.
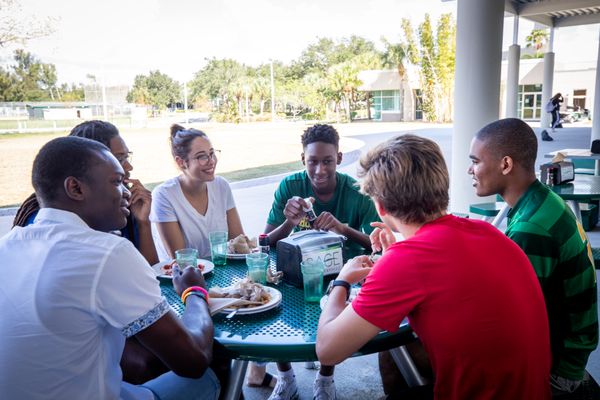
top-left (591, 28), bottom-right (600, 143)
top-left (540, 28), bottom-right (555, 130)
top-left (506, 45), bottom-right (521, 118)
top-left (450, 0), bottom-right (505, 214)
top-left (506, 16), bottom-right (520, 118)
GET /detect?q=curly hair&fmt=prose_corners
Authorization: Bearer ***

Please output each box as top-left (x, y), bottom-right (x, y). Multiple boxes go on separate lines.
top-left (358, 134), bottom-right (449, 224)
top-left (301, 124), bottom-right (339, 149)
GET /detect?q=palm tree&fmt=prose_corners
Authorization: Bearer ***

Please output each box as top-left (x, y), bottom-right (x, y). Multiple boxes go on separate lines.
top-left (525, 29), bottom-right (549, 58)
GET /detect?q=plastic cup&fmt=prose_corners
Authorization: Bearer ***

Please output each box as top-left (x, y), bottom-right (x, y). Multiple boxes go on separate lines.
top-left (175, 248), bottom-right (198, 269)
top-left (300, 259), bottom-right (325, 302)
top-left (209, 231), bottom-right (228, 266)
top-left (246, 252), bottom-right (269, 284)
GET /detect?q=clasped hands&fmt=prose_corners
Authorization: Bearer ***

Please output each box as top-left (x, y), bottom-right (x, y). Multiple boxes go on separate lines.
top-left (283, 196), bottom-right (345, 234)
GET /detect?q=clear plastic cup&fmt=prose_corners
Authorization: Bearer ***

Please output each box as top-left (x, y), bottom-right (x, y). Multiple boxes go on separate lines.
top-left (209, 231), bottom-right (228, 266)
top-left (300, 259), bottom-right (325, 302)
top-left (246, 252), bottom-right (269, 284)
top-left (175, 248), bottom-right (198, 269)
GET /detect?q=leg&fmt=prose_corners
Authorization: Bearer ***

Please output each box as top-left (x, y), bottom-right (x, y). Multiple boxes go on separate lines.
top-left (246, 361), bottom-right (276, 388)
top-left (141, 368), bottom-right (220, 400)
top-left (268, 362), bottom-right (298, 400)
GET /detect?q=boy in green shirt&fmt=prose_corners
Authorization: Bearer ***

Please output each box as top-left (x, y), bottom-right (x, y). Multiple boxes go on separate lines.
top-left (248, 124), bottom-right (378, 400)
top-left (468, 117), bottom-right (598, 394)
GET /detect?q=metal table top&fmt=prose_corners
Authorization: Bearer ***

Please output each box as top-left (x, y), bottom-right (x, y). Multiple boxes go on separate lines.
top-left (160, 251), bottom-right (414, 362)
top-left (550, 175), bottom-right (600, 201)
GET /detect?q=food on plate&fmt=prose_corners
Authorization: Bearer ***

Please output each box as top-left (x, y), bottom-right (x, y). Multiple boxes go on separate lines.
top-left (209, 278), bottom-right (271, 308)
top-left (227, 234), bottom-right (257, 254)
top-left (160, 260), bottom-right (205, 276)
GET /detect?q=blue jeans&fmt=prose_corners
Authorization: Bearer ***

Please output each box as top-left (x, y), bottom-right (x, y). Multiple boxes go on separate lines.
top-left (141, 368), bottom-right (220, 400)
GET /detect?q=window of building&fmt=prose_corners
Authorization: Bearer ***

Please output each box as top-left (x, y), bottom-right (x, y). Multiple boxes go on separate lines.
top-left (370, 90), bottom-right (400, 120)
top-left (573, 89), bottom-right (587, 110)
top-left (518, 84), bottom-right (543, 120)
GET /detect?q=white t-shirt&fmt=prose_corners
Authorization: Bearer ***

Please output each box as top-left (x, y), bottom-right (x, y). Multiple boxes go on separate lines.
top-left (0, 208), bottom-right (169, 400)
top-left (150, 176), bottom-right (236, 260)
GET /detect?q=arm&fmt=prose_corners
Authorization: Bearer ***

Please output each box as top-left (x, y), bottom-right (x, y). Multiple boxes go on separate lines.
top-left (316, 256), bottom-right (380, 365)
top-left (226, 207), bottom-right (244, 239)
top-left (127, 179), bottom-right (159, 264)
top-left (135, 265), bottom-right (214, 378)
top-left (313, 212), bottom-right (371, 249)
top-left (155, 221), bottom-right (186, 259)
top-left (265, 196), bottom-right (309, 244)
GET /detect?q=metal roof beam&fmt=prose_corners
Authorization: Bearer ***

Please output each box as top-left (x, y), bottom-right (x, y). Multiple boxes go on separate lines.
top-left (518, 0), bottom-right (600, 17)
top-left (554, 12), bottom-right (600, 27)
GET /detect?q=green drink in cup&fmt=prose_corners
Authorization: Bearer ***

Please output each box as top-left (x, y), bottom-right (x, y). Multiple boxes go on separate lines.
top-left (209, 231), bottom-right (228, 266)
top-left (301, 259), bottom-right (325, 302)
top-left (246, 252), bottom-right (268, 284)
top-left (175, 248), bottom-right (198, 269)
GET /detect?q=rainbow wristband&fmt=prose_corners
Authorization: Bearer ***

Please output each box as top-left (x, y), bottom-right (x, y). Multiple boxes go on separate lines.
top-left (180, 286), bottom-right (208, 304)
top-left (183, 290), bottom-right (208, 305)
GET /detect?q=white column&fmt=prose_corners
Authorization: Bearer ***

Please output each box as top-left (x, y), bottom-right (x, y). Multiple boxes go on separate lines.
top-left (506, 16), bottom-right (520, 118)
top-left (591, 27), bottom-right (600, 143)
top-left (450, 0), bottom-right (505, 214)
top-left (540, 28), bottom-right (555, 130)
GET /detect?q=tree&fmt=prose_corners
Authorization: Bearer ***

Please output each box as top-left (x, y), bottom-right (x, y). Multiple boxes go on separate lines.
top-left (0, 0), bottom-right (55, 47)
top-left (525, 29), bottom-right (549, 58)
top-left (126, 70), bottom-right (180, 110)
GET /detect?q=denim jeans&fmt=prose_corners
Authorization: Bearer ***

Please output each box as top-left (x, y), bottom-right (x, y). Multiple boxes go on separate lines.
top-left (141, 368), bottom-right (220, 400)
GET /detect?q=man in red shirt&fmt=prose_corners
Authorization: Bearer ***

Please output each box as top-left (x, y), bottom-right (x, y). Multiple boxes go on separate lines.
top-left (316, 134), bottom-right (551, 399)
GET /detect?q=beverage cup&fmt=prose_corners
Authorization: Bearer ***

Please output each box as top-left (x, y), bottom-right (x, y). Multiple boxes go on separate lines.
top-left (246, 252), bottom-right (268, 285)
top-left (300, 259), bottom-right (325, 302)
top-left (209, 231), bottom-right (228, 266)
top-left (175, 248), bottom-right (198, 269)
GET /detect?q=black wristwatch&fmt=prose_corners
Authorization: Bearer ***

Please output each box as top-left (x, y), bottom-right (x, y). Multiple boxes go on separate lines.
top-left (326, 280), bottom-right (351, 301)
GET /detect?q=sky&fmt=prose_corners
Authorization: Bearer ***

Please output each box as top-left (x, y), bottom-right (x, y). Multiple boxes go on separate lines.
top-left (1, 0), bottom-right (598, 86)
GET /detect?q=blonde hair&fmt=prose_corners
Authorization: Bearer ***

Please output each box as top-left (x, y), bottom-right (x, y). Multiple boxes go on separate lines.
top-left (358, 134), bottom-right (449, 224)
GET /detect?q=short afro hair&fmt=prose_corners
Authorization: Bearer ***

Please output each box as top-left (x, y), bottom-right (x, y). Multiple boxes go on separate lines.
top-left (32, 136), bottom-right (109, 204)
top-left (475, 118), bottom-right (538, 172)
top-left (301, 124), bottom-right (339, 149)
top-left (69, 120), bottom-right (120, 148)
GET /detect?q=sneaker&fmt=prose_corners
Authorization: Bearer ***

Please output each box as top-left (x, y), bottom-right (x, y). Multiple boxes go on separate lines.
top-left (313, 378), bottom-right (336, 400)
top-left (268, 375), bottom-right (299, 400)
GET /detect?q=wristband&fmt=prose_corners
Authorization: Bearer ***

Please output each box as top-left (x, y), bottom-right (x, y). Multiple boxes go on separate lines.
top-left (183, 290), bottom-right (208, 305)
top-left (326, 280), bottom-right (351, 301)
top-left (181, 286), bottom-right (208, 304)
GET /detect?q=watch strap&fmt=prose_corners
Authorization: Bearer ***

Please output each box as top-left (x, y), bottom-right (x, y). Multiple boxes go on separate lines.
top-left (329, 280), bottom-right (351, 301)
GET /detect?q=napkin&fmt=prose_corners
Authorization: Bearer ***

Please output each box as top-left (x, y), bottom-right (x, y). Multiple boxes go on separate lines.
top-left (552, 152), bottom-right (566, 163)
top-left (208, 297), bottom-right (242, 316)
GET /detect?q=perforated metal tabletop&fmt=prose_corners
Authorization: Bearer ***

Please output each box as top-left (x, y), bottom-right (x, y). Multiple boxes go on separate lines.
top-left (160, 251), bottom-right (414, 362)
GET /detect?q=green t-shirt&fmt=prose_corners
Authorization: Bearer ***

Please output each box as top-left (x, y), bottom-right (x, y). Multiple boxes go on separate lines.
top-left (266, 171), bottom-right (379, 250)
top-left (506, 179), bottom-right (598, 380)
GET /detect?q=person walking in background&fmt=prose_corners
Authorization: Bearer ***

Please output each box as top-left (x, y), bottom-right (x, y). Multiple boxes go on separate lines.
top-left (469, 118), bottom-right (598, 395)
top-left (549, 93), bottom-right (563, 133)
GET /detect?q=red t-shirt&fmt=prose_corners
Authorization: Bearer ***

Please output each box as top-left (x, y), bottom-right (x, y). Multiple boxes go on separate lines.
top-left (353, 215), bottom-right (551, 399)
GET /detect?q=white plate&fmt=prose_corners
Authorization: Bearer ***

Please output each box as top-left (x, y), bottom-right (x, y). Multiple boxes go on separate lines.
top-left (320, 287), bottom-right (361, 310)
top-left (219, 286), bottom-right (282, 315)
top-left (227, 253), bottom-right (249, 260)
top-left (151, 259), bottom-right (215, 279)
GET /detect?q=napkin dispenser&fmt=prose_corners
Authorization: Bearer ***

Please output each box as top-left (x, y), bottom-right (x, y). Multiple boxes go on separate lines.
top-left (276, 230), bottom-right (346, 287)
top-left (540, 161), bottom-right (574, 185)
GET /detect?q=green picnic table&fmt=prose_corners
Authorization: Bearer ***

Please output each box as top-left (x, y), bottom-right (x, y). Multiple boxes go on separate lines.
top-left (160, 250), bottom-right (415, 400)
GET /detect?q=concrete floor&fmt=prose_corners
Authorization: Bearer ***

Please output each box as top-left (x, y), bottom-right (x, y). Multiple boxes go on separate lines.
top-left (1, 122), bottom-right (599, 399)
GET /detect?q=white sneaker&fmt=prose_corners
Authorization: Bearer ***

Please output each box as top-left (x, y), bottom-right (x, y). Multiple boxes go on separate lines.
top-left (267, 375), bottom-right (299, 400)
top-left (313, 378), bottom-right (336, 400)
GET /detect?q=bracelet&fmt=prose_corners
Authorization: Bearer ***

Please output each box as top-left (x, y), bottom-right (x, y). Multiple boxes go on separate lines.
top-left (181, 286), bottom-right (208, 303)
top-left (183, 291), bottom-right (208, 305)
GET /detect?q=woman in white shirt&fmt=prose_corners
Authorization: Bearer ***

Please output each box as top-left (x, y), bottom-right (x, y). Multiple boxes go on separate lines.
top-left (150, 124), bottom-right (244, 260)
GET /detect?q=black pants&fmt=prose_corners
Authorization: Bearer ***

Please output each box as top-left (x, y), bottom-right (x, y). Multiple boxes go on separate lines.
top-left (551, 110), bottom-right (560, 129)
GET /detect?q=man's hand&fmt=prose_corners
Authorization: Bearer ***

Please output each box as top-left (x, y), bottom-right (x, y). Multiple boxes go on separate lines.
top-left (283, 196), bottom-right (311, 226)
top-left (126, 179), bottom-right (152, 222)
top-left (370, 222), bottom-right (396, 253)
top-left (313, 211), bottom-right (345, 234)
top-left (172, 264), bottom-right (207, 296)
top-left (337, 255), bottom-right (373, 285)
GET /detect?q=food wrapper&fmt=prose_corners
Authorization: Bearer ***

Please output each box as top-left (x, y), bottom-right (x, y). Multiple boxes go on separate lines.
top-left (552, 152), bottom-right (566, 163)
top-left (267, 267), bottom-right (283, 285)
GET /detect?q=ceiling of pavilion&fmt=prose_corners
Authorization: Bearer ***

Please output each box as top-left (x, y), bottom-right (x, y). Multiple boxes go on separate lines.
top-left (506, 0), bottom-right (600, 27)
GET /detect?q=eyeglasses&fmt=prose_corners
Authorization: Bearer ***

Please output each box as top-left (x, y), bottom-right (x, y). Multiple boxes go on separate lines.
top-left (190, 150), bottom-right (221, 165)
top-left (115, 152), bottom-right (133, 165)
